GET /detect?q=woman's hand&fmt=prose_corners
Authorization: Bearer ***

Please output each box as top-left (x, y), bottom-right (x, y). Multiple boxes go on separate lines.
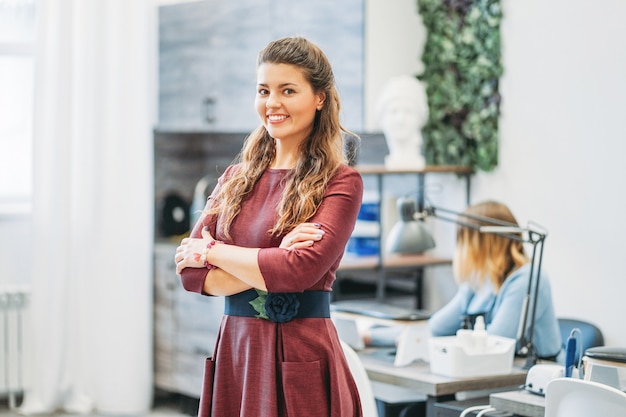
top-left (175, 227), bottom-right (215, 274)
top-left (279, 222), bottom-right (325, 250)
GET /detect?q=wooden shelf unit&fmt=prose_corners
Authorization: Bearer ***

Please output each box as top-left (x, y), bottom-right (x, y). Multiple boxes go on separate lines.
top-left (337, 165), bottom-right (473, 308)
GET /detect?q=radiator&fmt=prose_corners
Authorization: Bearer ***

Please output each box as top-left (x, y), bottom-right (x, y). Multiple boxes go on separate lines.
top-left (0, 286), bottom-right (29, 410)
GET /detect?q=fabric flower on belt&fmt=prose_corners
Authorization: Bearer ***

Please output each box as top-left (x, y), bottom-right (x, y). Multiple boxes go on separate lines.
top-left (265, 292), bottom-right (300, 323)
top-left (249, 290), bottom-right (300, 323)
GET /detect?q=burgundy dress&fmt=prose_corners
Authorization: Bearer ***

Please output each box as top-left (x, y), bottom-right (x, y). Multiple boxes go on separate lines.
top-left (180, 164), bottom-right (364, 417)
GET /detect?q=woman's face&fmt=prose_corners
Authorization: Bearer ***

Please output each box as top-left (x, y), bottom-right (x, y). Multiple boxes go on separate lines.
top-left (255, 63), bottom-right (325, 146)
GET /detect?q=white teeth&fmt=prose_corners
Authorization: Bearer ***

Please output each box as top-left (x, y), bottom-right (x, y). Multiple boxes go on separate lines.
top-left (268, 115), bottom-right (287, 121)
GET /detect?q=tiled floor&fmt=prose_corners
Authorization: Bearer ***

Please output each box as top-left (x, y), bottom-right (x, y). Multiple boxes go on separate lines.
top-left (0, 391), bottom-right (194, 417)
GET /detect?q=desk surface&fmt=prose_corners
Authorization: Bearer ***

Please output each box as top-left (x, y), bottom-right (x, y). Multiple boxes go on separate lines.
top-left (355, 164), bottom-right (473, 175)
top-left (338, 254), bottom-right (451, 270)
top-left (358, 349), bottom-right (528, 397)
top-left (490, 389), bottom-right (545, 417)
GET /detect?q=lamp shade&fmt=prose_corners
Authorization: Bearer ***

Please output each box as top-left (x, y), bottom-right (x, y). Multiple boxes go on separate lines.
top-left (385, 197), bottom-right (436, 254)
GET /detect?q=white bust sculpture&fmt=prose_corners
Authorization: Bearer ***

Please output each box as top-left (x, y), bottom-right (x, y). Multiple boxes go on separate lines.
top-left (376, 75), bottom-right (429, 170)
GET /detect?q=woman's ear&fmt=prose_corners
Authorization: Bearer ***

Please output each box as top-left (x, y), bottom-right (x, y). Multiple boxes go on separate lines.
top-left (316, 92), bottom-right (326, 110)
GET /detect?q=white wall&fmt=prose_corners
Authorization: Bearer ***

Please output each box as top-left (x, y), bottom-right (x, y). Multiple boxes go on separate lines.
top-left (472, 0), bottom-right (626, 347)
top-left (368, 0), bottom-right (626, 348)
top-left (364, 0), bottom-right (425, 132)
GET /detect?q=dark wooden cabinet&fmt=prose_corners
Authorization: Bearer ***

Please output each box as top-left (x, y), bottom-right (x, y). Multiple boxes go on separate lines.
top-left (153, 131), bottom-right (243, 398)
top-left (153, 243), bottom-right (224, 397)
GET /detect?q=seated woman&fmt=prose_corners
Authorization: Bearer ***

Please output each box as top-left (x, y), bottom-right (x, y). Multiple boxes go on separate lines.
top-left (364, 200), bottom-right (563, 361)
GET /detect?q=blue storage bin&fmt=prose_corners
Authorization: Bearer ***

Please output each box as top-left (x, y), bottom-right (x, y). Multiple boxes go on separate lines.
top-left (346, 236), bottom-right (380, 256)
top-left (358, 201), bottom-right (379, 221)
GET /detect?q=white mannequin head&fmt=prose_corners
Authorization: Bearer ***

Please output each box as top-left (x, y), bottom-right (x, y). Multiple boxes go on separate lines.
top-left (376, 75), bottom-right (428, 169)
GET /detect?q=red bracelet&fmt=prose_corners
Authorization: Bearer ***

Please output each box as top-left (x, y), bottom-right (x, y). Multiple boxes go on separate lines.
top-left (201, 240), bottom-right (220, 269)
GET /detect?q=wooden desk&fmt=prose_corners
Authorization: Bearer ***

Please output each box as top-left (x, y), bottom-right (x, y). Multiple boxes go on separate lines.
top-left (359, 350), bottom-right (527, 397)
top-left (489, 390), bottom-right (545, 417)
top-left (358, 349), bottom-right (528, 417)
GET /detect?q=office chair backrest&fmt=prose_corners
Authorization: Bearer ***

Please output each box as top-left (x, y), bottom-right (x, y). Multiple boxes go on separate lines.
top-left (340, 340), bottom-right (379, 417)
top-left (545, 377), bottom-right (626, 417)
top-left (558, 318), bottom-right (604, 360)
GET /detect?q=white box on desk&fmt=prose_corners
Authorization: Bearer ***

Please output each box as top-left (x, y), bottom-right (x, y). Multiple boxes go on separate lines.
top-left (428, 335), bottom-right (516, 378)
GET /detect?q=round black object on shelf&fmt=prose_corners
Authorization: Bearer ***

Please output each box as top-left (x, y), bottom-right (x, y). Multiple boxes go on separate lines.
top-left (158, 192), bottom-right (191, 237)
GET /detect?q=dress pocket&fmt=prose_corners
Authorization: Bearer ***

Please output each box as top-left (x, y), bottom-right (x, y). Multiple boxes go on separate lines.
top-left (281, 360), bottom-right (330, 417)
top-left (198, 357), bottom-right (215, 417)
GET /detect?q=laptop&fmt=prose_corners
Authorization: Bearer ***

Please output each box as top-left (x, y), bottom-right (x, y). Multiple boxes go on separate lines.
top-left (331, 299), bottom-right (431, 321)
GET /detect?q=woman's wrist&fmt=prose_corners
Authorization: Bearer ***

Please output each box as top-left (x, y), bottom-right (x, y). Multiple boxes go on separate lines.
top-left (201, 239), bottom-right (222, 269)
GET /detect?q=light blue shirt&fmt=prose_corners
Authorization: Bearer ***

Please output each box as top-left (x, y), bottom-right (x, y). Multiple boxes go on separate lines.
top-left (428, 264), bottom-right (562, 359)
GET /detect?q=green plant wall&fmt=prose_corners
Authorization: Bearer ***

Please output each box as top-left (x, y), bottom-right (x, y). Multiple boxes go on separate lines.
top-left (417, 0), bottom-right (503, 171)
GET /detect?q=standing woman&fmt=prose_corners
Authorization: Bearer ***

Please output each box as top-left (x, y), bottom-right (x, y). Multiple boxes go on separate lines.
top-left (175, 37), bottom-right (364, 417)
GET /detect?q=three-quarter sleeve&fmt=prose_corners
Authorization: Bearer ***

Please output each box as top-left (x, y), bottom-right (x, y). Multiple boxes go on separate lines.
top-left (179, 209), bottom-right (214, 294)
top-left (258, 166), bottom-right (363, 292)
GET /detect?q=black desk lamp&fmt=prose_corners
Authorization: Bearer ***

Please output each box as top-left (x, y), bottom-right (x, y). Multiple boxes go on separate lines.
top-left (386, 197), bottom-right (548, 369)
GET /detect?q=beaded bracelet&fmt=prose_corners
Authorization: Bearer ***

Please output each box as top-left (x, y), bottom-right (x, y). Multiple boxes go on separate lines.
top-left (200, 240), bottom-right (219, 270)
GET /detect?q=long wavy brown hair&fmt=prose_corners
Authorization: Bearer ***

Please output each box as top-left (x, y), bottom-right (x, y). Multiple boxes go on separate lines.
top-left (207, 37), bottom-right (357, 239)
top-left (453, 201), bottom-right (529, 292)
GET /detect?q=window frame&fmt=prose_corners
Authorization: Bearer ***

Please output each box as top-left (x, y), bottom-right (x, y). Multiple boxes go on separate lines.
top-left (0, 0), bottom-right (37, 215)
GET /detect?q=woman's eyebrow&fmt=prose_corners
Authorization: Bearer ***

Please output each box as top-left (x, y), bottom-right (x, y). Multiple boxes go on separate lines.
top-left (257, 82), bottom-right (299, 88)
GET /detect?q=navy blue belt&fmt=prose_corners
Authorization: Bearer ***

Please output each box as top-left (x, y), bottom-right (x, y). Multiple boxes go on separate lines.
top-left (225, 289), bottom-right (330, 323)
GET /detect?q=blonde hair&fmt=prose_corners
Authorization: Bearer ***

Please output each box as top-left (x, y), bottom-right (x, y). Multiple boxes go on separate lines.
top-left (453, 201), bottom-right (529, 292)
top-left (208, 37), bottom-right (356, 239)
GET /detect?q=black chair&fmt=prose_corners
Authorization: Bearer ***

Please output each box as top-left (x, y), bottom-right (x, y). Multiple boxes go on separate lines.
top-left (558, 318), bottom-right (604, 361)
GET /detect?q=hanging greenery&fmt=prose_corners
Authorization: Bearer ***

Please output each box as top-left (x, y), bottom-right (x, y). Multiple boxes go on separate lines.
top-left (416, 0), bottom-right (503, 171)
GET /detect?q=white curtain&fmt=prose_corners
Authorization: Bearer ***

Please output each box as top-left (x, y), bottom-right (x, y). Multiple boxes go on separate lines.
top-left (20, 0), bottom-right (156, 414)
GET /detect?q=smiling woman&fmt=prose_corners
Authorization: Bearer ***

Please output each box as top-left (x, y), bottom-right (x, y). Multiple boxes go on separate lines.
top-left (176, 37), bottom-right (365, 417)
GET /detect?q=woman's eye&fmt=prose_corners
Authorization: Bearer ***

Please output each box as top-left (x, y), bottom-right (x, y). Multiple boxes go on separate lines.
top-left (258, 88), bottom-right (268, 95)
top-left (284, 88), bottom-right (295, 95)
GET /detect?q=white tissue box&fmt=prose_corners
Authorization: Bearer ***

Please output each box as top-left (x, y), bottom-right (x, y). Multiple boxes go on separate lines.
top-left (428, 335), bottom-right (516, 378)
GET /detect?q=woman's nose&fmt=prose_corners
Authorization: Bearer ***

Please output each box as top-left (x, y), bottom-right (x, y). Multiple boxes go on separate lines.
top-left (266, 93), bottom-right (280, 108)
